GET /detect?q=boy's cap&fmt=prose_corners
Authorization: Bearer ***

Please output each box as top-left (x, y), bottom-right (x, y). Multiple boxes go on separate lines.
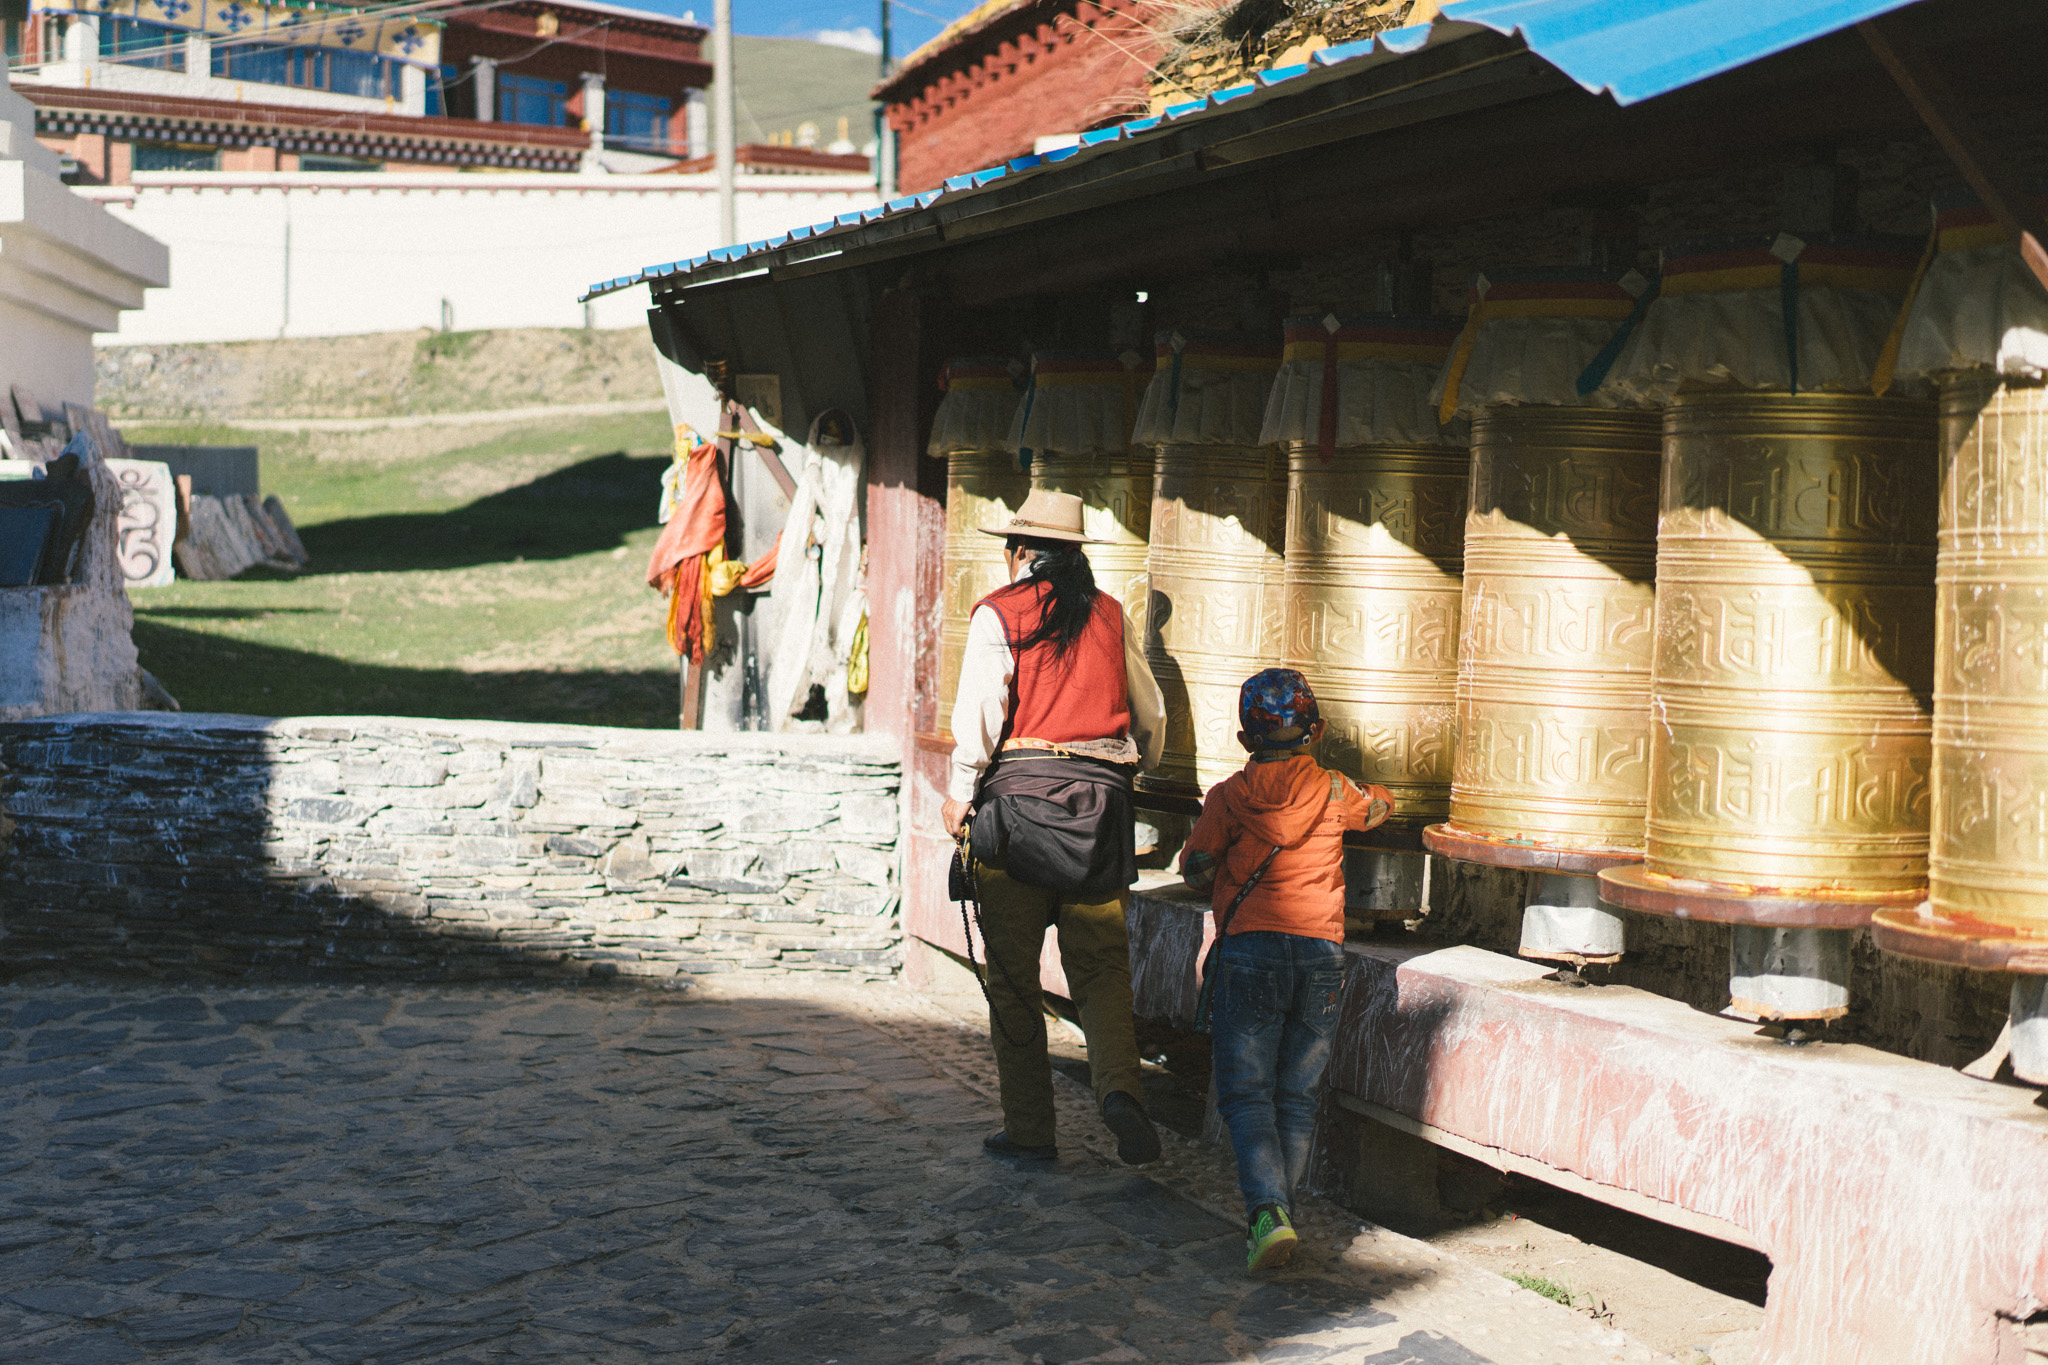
top-left (1239, 668), bottom-right (1319, 747)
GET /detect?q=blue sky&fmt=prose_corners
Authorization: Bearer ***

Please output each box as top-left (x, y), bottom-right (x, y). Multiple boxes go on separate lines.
top-left (638, 0), bottom-right (981, 58)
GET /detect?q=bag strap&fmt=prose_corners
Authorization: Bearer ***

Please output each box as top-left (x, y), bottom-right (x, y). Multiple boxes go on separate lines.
top-left (1214, 771), bottom-right (1343, 941)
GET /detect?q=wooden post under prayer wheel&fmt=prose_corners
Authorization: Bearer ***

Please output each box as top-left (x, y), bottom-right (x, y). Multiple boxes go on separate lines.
top-left (1267, 313), bottom-right (1465, 924)
top-left (1863, 193), bottom-right (2048, 1080)
top-left (1589, 234), bottom-right (1933, 1022)
top-left (929, 357), bottom-right (1028, 726)
top-left (1138, 334), bottom-right (1283, 799)
top-left (1400, 269), bottom-right (1660, 965)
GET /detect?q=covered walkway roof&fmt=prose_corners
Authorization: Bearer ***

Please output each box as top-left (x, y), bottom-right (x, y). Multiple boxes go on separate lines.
top-left (583, 0), bottom-right (1930, 301)
top-left (597, 0), bottom-right (2041, 439)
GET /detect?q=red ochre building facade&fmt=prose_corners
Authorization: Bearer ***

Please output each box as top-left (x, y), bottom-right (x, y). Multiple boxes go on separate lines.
top-left (875, 0), bottom-right (1169, 196)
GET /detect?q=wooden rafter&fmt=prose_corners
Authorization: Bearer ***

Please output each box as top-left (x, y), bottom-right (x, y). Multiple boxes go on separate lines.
top-left (1859, 14), bottom-right (2048, 292)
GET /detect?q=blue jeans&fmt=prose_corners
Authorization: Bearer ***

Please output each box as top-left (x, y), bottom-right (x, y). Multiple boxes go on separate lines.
top-left (1212, 930), bottom-right (1347, 1216)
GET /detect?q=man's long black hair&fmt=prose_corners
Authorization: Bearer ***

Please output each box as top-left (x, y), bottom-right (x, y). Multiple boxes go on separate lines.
top-left (1007, 535), bottom-right (1099, 660)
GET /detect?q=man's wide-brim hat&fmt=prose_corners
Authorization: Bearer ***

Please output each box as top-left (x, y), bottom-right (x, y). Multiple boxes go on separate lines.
top-left (978, 488), bottom-right (1101, 544)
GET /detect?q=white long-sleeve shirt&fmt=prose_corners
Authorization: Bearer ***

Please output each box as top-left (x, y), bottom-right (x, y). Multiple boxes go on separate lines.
top-left (948, 596), bottom-right (1167, 803)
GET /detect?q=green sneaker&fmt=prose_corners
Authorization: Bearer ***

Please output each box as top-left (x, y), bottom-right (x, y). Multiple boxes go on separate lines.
top-left (1246, 1203), bottom-right (1298, 1273)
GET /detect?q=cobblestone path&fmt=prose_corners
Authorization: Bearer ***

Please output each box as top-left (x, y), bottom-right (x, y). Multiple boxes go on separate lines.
top-left (0, 978), bottom-right (1667, 1364)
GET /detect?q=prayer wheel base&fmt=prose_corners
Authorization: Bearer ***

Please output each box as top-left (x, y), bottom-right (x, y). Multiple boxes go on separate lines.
top-left (1869, 906), bottom-right (2048, 1080)
top-left (1133, 774), bottom-right (1204, 803)
top-left (2012, 978), bottom-right (2048, 1087)
top-left (1424, 823), bottom-right (1640, 876)
top-left (1518, 873), bottom-right (1625, 966)
top-left (1729, 926), bottom-right (1851, 1023)
top-left (1869, 904), bottom-right (2048, 973)
top-left (1597, 865), bottom-right (1916, 930)
top-left (1345, 847), bottom-right (1428, 921)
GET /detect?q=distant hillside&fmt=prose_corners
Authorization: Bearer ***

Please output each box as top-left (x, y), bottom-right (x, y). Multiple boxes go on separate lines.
top-left (734, 36), bottom-right (882, 152)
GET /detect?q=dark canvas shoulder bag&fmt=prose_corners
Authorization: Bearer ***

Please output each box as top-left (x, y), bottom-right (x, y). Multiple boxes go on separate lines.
top-left (968, 753), bottom-right (1136, 900)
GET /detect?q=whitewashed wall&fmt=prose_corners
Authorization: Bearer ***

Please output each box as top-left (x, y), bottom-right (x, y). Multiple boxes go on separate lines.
top-left (81, 170), bottom-right (878, 343)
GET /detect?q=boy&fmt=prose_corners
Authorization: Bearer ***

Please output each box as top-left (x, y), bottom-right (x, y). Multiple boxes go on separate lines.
top-left (1180, 667), bottom-right (1392, 1272)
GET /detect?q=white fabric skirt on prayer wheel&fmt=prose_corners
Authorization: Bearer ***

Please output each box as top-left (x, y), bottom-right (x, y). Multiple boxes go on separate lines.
top-left (1131, 332), bottom-right (1282, 448)
top-left (1431, 267), bottom-right (1649, 422)
top-left (1600, 234), bottom-right (1921, 406)
top-left (1260, 313), bottom-right (1464, 450)
top-left (926, 357), bottom-right (1025, 455)
top-left (1893, 192), bottom-right (2048, 385)
top-left (1005, 350), bottom-right (1152, 463)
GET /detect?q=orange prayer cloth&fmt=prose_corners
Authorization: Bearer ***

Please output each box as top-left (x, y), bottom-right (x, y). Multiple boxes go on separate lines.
top-left (737, 540), bottom-right (777, 590)
top-left (646, 435), bottom-right (726, 661)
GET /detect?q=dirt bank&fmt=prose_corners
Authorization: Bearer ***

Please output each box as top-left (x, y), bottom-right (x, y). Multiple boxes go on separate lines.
top-left (95, 327), bottom-right (665, 422)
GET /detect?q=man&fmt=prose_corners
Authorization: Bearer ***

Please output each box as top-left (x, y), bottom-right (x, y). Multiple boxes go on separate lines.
top-left (941, 488), bottom-right (1167, 1165)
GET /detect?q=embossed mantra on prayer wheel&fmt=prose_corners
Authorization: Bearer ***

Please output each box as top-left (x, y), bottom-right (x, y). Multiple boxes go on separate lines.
top-left (1137, 336), bottom-right (1283, 797)
top-left (1930, 372), bottom-right (2048, 935)
top-left (1018, 350), bottom-right (1156, 639)
top-left (939, 450), bottom-right (1030, 722)
top-left (1031, 450), bottom-right (1153, 634)
top-left (1282, 443), bottom-right (1466, 823)
top-left (1635, 392), bottom-right (1938, 896)
top-left (1141, 445), bottom-right (1287, 796)
top-left (1445, 407), bottom-right (1663, 852)
top-left (930, 357), bottom-right (1028, 725)
top-left (1874, 374), bottom-right (2048, 983)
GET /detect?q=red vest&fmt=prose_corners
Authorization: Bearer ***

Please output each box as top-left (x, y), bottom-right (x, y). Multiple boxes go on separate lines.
top-left (977, 581), bottom-right (1131, 746)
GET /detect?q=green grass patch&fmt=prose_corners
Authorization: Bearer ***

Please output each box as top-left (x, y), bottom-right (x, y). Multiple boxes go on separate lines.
top-left (415, 329), bottom-right (483, 363)
top-left (1505, 1273), bottom-right (1575, 1306)
top-left (125, 411), bottom-right (686, 727)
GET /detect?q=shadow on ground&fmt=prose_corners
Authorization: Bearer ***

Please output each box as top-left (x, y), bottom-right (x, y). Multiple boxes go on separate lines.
top-left (0, 979), bottom-right (1464, 1365)
top-left (131, 621), bottom-right (677, 728)
top-left (293, 452), bottom-right (667, 574)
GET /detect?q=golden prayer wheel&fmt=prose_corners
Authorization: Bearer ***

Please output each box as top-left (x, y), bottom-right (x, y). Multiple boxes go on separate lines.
top-left (1640, 391), bottom-right (1937, 894)
top-left (1446, 407), bottom-right (1662, 851)
top-left (1282, 442), bottom-right (1466, 823)
top-left (938, 449), bottom-right (1030, 725)
top-left (1031, 451), bottom-right (1154, 638)
top-left (1870, 374), bottom-right (2048, 1078)
top-left (1142, 444), bottom-right (1287, 796)
top-left (1926, 372), bottom-right (2048, 935)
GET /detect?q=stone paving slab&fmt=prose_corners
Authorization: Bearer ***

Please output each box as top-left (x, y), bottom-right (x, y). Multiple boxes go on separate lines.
top-left (0, 976), bottom-right (1670, 1363)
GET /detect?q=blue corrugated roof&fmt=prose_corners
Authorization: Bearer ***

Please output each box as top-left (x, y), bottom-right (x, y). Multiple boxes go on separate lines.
top-left (1440, 0), bottom-right (1918, 104)
top-left (584, 0), bottom-right (1928, 300)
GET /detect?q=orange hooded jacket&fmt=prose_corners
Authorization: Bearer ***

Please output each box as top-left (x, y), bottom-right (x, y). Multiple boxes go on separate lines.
top-left (1179, 753), bottom-right (1392, 943)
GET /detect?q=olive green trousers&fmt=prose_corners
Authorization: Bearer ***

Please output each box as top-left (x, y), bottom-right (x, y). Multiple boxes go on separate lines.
top-left (973, 862), bottom-right (1145, 1149)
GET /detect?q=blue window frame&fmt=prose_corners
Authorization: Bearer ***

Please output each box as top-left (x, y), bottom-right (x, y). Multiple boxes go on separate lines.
top-left (100, 18), bottom-right (184, 70)
top-left (605, 89), bottom-right (671, 151)
top-left (211, 41), bottom-right (394, 98)
top-left (424, 62), bottom-right (458, 117)
top-left (326, 47), bottom-right (386, 98)
top-left (213, 41), bottom-right (293, 85)
top-left (133, 143), bottom-right (220, 171)
top-left (497, 73), bottom-right (567, 127)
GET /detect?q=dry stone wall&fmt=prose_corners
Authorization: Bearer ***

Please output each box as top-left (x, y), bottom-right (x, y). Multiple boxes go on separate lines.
top-left (0, 713), bottom-right (901, 983)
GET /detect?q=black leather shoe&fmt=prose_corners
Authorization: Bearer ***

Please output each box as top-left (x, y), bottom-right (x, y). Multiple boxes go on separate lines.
top-left (1101, 1091), bottom-right (1161, 1165)
top-left (983, 1131), bottom-right (1058, 1161)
